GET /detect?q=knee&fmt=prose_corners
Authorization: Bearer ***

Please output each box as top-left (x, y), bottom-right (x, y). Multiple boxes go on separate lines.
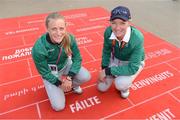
top-left (77, 67), bottom-right (91, 82)
top-left (83, 70), bottom-right (91, 82)
top-left (114, 77), bottom-right (132, 91)
top-left (97, 82), bottom-right (108, 92)
top-left (51, 103), bottom-right (65, 111)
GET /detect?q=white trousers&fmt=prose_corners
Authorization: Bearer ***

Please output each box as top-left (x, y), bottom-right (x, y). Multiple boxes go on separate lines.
top-left (97, 57), bottom-right (145, 92)
top-left (43, 59), bottom-right (91, 111)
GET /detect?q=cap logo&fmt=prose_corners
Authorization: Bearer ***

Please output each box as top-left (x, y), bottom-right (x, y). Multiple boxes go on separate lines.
top-left (113, 9), bottom-right (127, 15)
top-left (110, 6), bottom-right (131, 21)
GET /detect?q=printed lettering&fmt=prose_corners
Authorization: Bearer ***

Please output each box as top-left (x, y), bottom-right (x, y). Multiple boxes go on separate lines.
top-left (69, 96), bottom-right (101, 113)
top-left (131, 71), bottom-right (174, 90)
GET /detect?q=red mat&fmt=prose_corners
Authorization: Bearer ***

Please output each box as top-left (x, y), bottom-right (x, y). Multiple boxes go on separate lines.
top-left (0, 7), bottom-right (179, 119)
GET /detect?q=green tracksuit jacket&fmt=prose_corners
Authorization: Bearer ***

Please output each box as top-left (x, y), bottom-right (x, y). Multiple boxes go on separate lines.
top-left (102, 26), bottom-right (145, 76)
top-left (32, 33), bottom-right (82, 86)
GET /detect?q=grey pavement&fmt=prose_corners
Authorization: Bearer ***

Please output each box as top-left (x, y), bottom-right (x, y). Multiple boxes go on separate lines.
top-left (0, 0), bottom-right (180, 47)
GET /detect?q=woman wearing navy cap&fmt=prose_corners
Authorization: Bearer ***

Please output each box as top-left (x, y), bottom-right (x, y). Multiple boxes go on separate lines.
top-left (97, 6), bottom-right (145, 98)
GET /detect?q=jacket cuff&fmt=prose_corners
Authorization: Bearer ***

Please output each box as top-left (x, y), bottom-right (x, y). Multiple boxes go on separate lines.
top-left (105, 67), bottom-right (112, 76)
top-left (54, 78), bottom-right (62, 87)
top-left (67, 71), bottom-right (76, 78)
top-left (102, 65), bottom-right (108, 69)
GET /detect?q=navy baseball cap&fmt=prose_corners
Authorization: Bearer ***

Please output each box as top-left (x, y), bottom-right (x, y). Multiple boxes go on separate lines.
top-left (110, 6), bottom-right (131, 21)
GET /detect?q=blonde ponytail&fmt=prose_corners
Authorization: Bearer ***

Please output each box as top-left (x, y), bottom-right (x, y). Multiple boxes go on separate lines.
top-left (61, 33), bottom-right (72, 56)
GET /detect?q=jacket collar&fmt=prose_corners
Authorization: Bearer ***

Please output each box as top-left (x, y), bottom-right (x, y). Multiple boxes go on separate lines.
top-left (46, 33), bottom-right (55, 44)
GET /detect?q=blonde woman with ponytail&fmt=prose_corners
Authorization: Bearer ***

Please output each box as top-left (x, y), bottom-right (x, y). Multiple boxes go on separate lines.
top-left (32, 12), bottom-right (91, 111)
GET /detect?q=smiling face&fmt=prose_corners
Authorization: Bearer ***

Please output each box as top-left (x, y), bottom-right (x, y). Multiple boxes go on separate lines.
top-left (110, 19), bottom-right (130, 40)
top-left (47, 18), bottom-right (66, 44)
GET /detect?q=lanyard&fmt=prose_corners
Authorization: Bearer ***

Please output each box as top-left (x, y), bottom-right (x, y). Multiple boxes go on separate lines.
top-left (111, 39), bottom-right (126, 60)
top-left (56, 47), bottom-right (62, 65)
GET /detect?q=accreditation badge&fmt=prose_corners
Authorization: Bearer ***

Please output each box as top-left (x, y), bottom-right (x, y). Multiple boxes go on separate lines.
top-left (48, 64), bottom-right (58, 77)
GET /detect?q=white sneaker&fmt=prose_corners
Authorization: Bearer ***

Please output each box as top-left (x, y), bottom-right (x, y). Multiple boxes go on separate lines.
top-left (73, 86), bottom-right (83, 94)
top-left (120, 89), bottom-right (130, 99)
